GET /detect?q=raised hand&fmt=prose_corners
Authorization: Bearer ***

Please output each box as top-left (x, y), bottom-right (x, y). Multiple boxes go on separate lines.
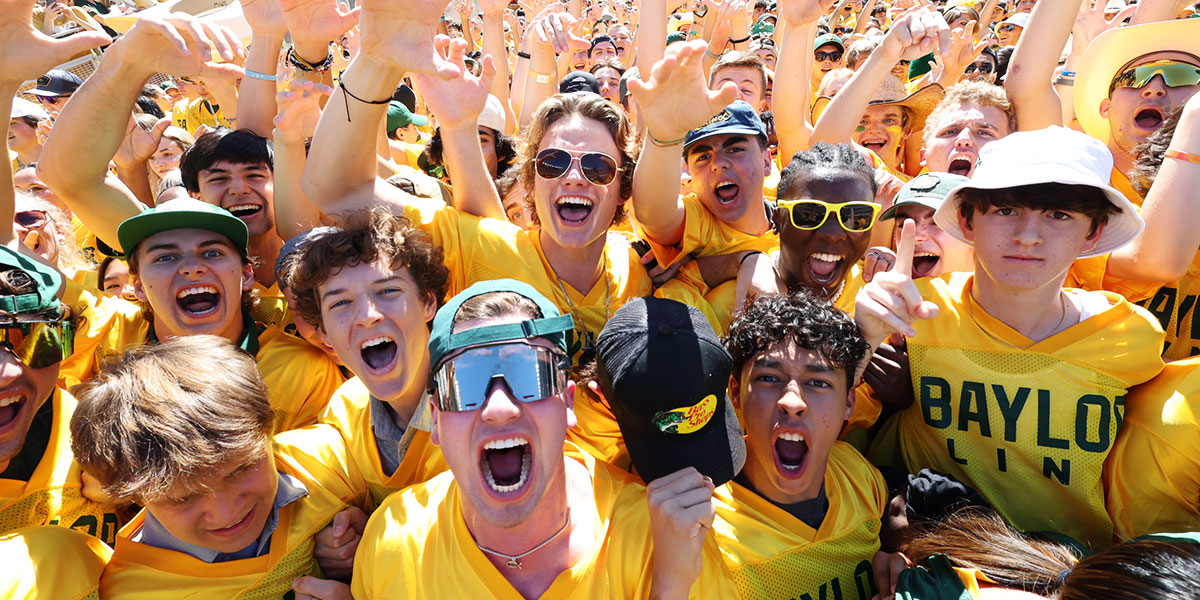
top-left (240, 0), bottom-right (288, 36)
top-left (273, 79), bottom-right (332, 144)
top-left (414, 37), bottom-right (497, 131)
top-left (781, 0), bottom-right (838, 28)
top-left (855, 220), bottom-right (939, 343)
top-left (356, 0), bottom-right (461, 80)
top-left (934, 20), bottom-right (989, 83)
top-left (1072, 0), bottom-right (1136, 53)
top-left (479, 0), bottom-right (509, 15)
top-left (882, 5), bottom-right (951, 61)
top-left (528, 9), bottom-right (588, 57)
top-left (0, 0), bottom-right (111, 84)
top-left (627, 40), bottom-right (740, 143)
top-left (647, 467), bottom-right (717, 599)
top-left (114, 114), bottom-right (171, 169)
top-left (280, 0), bottom-right (360, 58)
top-left (105, 13), bottom-right (245, 81)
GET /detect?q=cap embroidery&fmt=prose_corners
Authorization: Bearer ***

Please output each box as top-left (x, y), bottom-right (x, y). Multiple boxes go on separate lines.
top-left (652, 394), bottom-right (717, 434)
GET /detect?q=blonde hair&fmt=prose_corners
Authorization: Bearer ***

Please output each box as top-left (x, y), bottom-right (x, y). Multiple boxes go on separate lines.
top-left (70, 336), bottom-right (276, 503)
top-left (923, 80), bottom-right (1017, 145)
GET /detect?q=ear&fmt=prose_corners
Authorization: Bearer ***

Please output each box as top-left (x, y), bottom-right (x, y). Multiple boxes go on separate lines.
top-left (587, 380), bottom-right (610, 410)
top-left (843, 386), bottom-right (856, 421)
top-left (429, 399), bottom-right (442, 446)
top-left (132, 274), bottom-right (149, 303)
top-left (1099, 98), bottom-right (1111, 120)
top-left (957, 210), bottom-right (976, 243)
top-left (761, 147), bottom-right (773, 177)
top-left (242, 263), bottom-right (255, 292)
top-left (1081, 221), bottom-right (1106, 254)
top-left (728, 374), bottom-right (742, 409)
top-left (564, 380), bottom-right (577, 429)
top-left (421, 291), bottom-right (438, 323)
top-left (771, 205), bottom-right (786, 234)
top-left (189, 189), bottom-right (201, 199)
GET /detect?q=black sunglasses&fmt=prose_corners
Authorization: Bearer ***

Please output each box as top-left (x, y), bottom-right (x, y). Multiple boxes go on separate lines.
top-left (815, 50), bottom-right (844, 62)
top-left (966, 62), bottom-right (995, 74)
top-left (534, 148), bottom-right (622, 185)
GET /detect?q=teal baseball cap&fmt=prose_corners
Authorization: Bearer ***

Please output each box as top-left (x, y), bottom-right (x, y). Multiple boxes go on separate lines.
top-left (0, 246), bottom-right (64, 315)
top-left (880, 172), bottom-right (970, 220)
top-left (428, 279), bottom-right (575, 370)
top-left (814, 32), bottom-right (844, 51)
top-left (386, 101), bottom-right (429, 133)
top-left (117, 198), bottom-right (249, 257)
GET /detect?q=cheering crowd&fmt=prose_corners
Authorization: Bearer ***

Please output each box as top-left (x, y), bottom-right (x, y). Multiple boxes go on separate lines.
top-left (3, 0), bottom-right (1200, 597)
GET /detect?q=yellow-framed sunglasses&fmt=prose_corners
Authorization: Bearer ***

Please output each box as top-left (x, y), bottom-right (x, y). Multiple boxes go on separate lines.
top-left (777, 199), bottom-right (881, 232)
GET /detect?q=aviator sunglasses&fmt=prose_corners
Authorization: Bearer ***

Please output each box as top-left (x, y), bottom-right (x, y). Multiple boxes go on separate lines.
top-left (777, 199), bottom-right (881, 232)
top-left (534, 148), bottom-right (623, 185)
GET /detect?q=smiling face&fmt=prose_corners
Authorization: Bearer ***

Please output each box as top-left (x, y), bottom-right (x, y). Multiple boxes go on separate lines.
top-left (432, 317), bottom-right (576, 529)
top-left (732, 341), bottom-right (852, 505)
top-left (1101, 52), bottom-right (1200, 156)
top-left (890, 204), bottom-right (975, 279)
top-left (132, 228), bottom-right (253, 342)
top-left (812, 44), bottom-right (845, 86)
top-left (593, 66), bottom-right (622, 104)
top-left (854, 105), bottom-right (908, 169)
top-left (713, 65), bottom-right (767, 111)
top-left (532, 115), bottom-right (624, 253)
top-left (195, 161), bottom-right (276, 239)
top-left (317, 259), bottom-right (436, 403)
top-left (775, 169), bottom-right (875, 297)
top-left (0, 349), bottom-right (59, 473)
top-left (150, 138), bottom-right (185, 179)
top-left (964, 54), bottom-right (998, 84)
top-left (960, 204), bottom-right (1102, 295)
top-left (8, 118), bottom-right (39, 156)
top-left (141, 451), bottom-right (278, 554)
top-left (685, 133), bottom-right (772, 234)
top-left (996, 23), bottom-right (1022, 46)
top-left (924, 103), bottom-right (1010, 177)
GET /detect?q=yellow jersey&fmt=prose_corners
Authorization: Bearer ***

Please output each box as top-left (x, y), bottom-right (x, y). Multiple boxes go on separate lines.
top-left (99, 426), bottom-right (367, 598)
top-left (351, 444), bottom-right (738, 599)
top-left (318, 377), bottom-right (448, 509)
top-left (646, 194), bottom-right (779, 269)
top-left (0, 525), bottom-right (112, 600)
top-left (1133, 252), bottom-right (1200, 362)
top-left (712, 442), bottom-right (888, 600)
top-left (60, 279), bottom-right (344, 430)
top-left (871, 273), bottom-right (1164, 549)
top-left (171, 98), bottom-right (231, 137)
top-left (0, 389), bottom-right (123, 544)
top-left (1106, 357), bottom-right (1200, 539)
top-left (251, 281), bottom-right (291, 331)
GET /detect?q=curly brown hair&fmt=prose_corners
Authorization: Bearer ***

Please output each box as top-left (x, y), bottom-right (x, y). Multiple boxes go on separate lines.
top-left (519, 92), bottom-right (638, 227)
top-left (286, 208), bottom-right (450, 330)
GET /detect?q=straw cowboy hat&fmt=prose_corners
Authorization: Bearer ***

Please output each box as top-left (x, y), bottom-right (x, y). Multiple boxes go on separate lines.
top-left (812, 76), bottom-right (945, 130)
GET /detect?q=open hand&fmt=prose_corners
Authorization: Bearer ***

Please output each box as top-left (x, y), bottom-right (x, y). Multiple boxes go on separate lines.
top-left (274, 79), bottom-right (332, 144)
top-left (106, 13), bottom-right (245, 81)
top-left (0, 0), bottom-right (111, 84)
top-left (627, 40), bottom-right (740, 143)
top-left (414, 37), bottom-right (497, 131)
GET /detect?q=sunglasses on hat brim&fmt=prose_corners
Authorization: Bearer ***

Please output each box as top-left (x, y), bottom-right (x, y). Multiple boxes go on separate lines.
top-left (0, 319), bottom-right (74, 369)
top-left (778, 199), bottom-right (881, 232)
top-left (433, 342), bottom-right (569, 412)
top-left (1109, 60), bottom-right (1200, 95)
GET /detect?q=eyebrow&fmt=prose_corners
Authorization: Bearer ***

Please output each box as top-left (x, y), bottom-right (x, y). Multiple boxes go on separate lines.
top-left (143, 238), bottom-right (234, 255)
top-left (752, 356), bottom-right (837, 373)
top-left (320, 275), bottom-right (405, 302)
top-left (201, 164), bottom-right (271, 175)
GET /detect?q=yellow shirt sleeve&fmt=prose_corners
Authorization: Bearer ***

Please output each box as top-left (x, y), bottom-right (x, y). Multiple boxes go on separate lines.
top-left (1106, 358), bottom-right (1200, 539)
top-left (59, 278), bottom-right (150, 390)
top-left (0, 526), bottom-right (111, 600)
top-left (256, 325), bottom-right (346, 431)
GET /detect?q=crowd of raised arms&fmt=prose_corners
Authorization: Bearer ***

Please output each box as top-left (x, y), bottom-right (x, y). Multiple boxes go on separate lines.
top-left (3, 0), bottom-right (1200, 597)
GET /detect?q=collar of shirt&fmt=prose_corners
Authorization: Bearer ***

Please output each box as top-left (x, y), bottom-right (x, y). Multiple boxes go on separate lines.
top-left (370, 392), bottom-right (432, 476)
top-left (134, 471), bottom-right (308, 563)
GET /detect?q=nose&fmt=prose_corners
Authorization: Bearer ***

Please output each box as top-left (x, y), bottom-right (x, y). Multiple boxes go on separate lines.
top-left (353, 295), bottom-right (384, 328)
top-left (1141, 75), bottom-right (1168, 98)
top-left (199, 489), bottom-right (245, 528)
top-left (776, 381), bottom-right (808, 416)
top-left (227, 173), bottom-right (251, 196)
top-left (954, 127), bottom-right (975, 149)
top-left (179, 253), bottom-right (209, 277)
top-left (480, 378), bottom-right (522, 423)
top-left (1012, 212), bottom-right (1043, 246)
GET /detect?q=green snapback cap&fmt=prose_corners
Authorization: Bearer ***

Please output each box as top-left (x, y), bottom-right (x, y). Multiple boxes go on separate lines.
top-left (117, 198), bottom-right (250, 256)
top-left (814, 32), bottom-right (844, 51)
top-left (0, 246), bottom-right (64, 315)
top-left (880, 172), bottom-right (970, 221)
top-left (428, 279), bottom-right (575, 370)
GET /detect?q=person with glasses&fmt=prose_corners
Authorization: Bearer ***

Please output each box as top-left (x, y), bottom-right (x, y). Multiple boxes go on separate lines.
top-left (994, 13), bottom-right (1027, 46)
top-left (812, 33), bottom-right (846, 97)
top-left (963, 47), bottom-right (999, 84)
top-left (350, 280), bottom-right (736, 599)
top-left (26, 69), bottom-right (81, 118)
top-left (854, 127), bottom-right (1163, 551)
top-left (12, 194), bottom-right (93, 288)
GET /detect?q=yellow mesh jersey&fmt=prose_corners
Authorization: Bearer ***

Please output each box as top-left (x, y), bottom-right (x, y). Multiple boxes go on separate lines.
top-left (874, 273), bottom-right (1164, 549)
top-left (1134, 252), bottom-right (1200, 362)
top-left (645, 194), bottom-right (779, 269)
top-left (251, 281), bottom-right (291, 330)
top-left (1106, 357), bottom-right (1200, 539)
top-left (567, 386), bottom-right (630, 471)
top-left (59, 278), bottom-right (149, 390)
top-left (711, 443), bottom-right (887, 600)
top-left (256, 325), bottom-right (345, 431)
top-left (318, 377), bottom-right (448, 509)
top-left (351, 444), bottom-right (738, 599)
top-left (0, 389), bottom-right (122, 544)
top-left (403, 198), bottom-right (658, 366)
top-left (100, 426), bottom-right (367, 599)
top-left (0, 526), bottom-right (112, 600)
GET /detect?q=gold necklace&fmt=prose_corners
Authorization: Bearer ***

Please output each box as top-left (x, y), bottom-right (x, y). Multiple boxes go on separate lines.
top-left (475, 514), bottom-right (571, 569)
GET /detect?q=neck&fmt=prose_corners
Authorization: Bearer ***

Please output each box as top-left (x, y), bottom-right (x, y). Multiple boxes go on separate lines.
top-left (249, 233), bottom-right (283, 288)
top-left (539, 231), bottom-right (607, 294)
top-left (15, 145), bottom-right (40, 165)
top-left (1110, 140), bottom-right (1134, 179)
top-left (727, 205), bottom-right (772, 238)
top-left (971, 272), bottom-right (1073, 342)
top-left (380, 355), bottom-right (430, 429)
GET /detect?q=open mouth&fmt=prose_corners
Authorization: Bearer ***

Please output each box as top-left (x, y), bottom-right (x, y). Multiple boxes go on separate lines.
top-left (176, 285), bottom-right (220, 316)
top-left (912, 251), bottom-right (940, 278)
top-left (555, 196), bottom-right (594, 225)
top-left (227, 203), bottom-right (263, 219)
top-left (861, 138), bottom-right (888, 153)
top-left (948, 156), bottom-right (974, 176)
top-left (807, 252), bottom-right (844, 286)
top-left (714, 180), bottom-right (740, 205)
top-left (1134, 107), bottom-right (1166, 130)
top-left (0, 394), bottom-right (26, 430)
top-left (774, 431), bottom-right (808, 477)
top-left (360, 336), bottom-right (398, 372)
top-left (481, 437), bottom-right (532, 494)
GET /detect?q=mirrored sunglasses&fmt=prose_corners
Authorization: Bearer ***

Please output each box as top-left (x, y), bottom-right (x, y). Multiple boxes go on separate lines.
top-left (534, 148), bottom-right (622, 185)
top-left (1109, 60), bottom-right (1200, 95)
top-left (433, 342), bottom-right (569, 412)
top-left (0, 320), bottom-right (74, 369)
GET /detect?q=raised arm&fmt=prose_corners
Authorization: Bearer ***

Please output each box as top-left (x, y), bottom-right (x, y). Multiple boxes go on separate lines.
top-left (1107, 93), bottom-right (1200, 282)
top-left (38, 14), bottom-right (243, 253)
top-left (854, 221), bottom-right (938, 353)
top-left (301, 0), bottom-right (460, 218)
top-left (627, 40), bottom-right (738, 246)
top-left (273, 80), bottom-right (330, 241)
top-left (1002, 0), bottom-right (1083, 132)
top-left (636, 0), bottom-right (666, 84)
top-left (774, 0), bottom-right (832, 163)
top-left (811, 7), bottom-right (949, 146)
top-left (235, 0), bottom-right (288, 138)
top-left (480, 0), bottom-right (514, 131)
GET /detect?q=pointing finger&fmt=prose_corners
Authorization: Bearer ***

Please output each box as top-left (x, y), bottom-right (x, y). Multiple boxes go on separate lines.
top-left (895, 219), bottom-right (916, 279)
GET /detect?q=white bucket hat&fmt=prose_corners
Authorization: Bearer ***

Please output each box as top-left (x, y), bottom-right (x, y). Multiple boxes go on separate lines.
top-left (478, 94), bottom-right (507, 135)
top-left (933, 126), bottom-right (1144, 259)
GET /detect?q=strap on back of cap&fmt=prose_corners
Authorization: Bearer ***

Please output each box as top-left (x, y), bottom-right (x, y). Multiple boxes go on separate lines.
top-left (447, 314), bottom-right (576, 351)
top-left (0, 293), bottom-right (44, 315)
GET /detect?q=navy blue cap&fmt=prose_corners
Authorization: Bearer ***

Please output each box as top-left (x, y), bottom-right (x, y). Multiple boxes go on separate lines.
top-left (683, 101), bottom-right (768, 152)
top-left (560, 71), bottom-right (601, 95)
top-left (30, 69), bottom-right (83, 97)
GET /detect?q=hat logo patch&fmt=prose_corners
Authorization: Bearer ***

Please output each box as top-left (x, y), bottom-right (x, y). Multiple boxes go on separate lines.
top-left (701, 111), bottom-right (732, 128)
top-left (652, 394), bottom-right (717, 434)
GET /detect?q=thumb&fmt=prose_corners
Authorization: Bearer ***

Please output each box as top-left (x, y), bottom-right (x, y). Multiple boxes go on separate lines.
top-left (47, 31), bottom-right (110, 63)
top-left (333, 510), bottom-right (349, 537)
top-left (709, 81), bottom-right (739, 109)
top-left (152, 117), bottom-right (172, 138)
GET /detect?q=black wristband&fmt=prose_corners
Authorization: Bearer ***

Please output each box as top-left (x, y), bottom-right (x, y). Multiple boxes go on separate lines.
top-left (517, 51), bottom-right (532, 59)
top-left (729, 34), bottom-right (751, 44)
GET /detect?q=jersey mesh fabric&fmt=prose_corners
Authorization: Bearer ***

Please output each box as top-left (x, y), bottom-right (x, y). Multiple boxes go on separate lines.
top-left (1136, 253), bottom-right (1200, 361)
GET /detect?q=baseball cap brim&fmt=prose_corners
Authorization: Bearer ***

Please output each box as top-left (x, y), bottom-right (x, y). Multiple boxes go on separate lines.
top-left (684, 126), bottom-right (767, 152)
top-left (880, 196), bottom-right (940, 221)
top-left (26, 88), bottom-right (64, 97)
top-left (117, 204), bottom-right (249, 256)
top-left (1075, 19), bottom-right (1200, 146)
top-left (933, 166), bottom-right (1143, 258)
